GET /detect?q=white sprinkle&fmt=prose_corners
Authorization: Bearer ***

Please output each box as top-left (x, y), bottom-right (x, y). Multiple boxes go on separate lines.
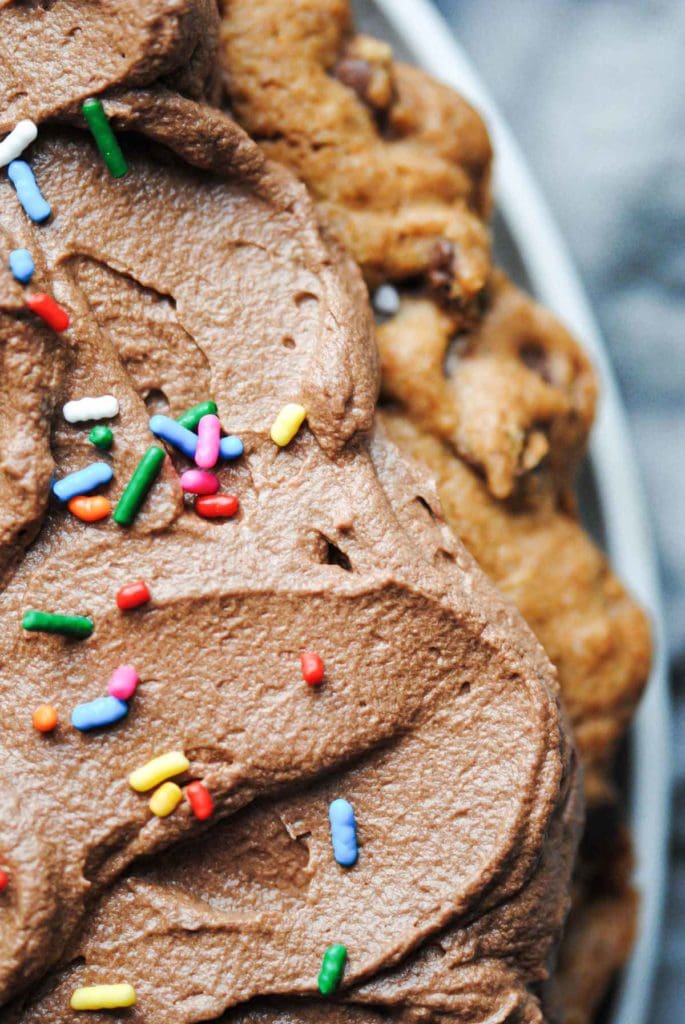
top-left (63, 395), bottom-right (119, 423)
top-left (0, 120), bottom-right (38, 169)
top-left (372, 283), bottom-right (401, 317)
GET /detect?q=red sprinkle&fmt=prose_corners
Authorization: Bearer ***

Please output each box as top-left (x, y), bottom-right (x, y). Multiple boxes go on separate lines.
top-left (26, 292), bottom-right (70, 332)
top-left (300, 652), bottom-right (325, 686)
top-left (195, 494), bottom-right (239, 519)
top-left (0, 869), bottom-right (8, 893)
top-left (116, 580), bottom-right (151, 610)
top-left (185, 781), bottom-right (214, 821)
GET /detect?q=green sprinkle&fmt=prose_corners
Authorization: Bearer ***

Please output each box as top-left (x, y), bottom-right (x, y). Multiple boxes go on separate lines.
top-left (176, 401), bottom-right (218, 431)
top-left (113, 446), bottom-right (165, 527)
top-left (22, 610), bottom-right (93, 639)
top-left (82, 98), bottom-right (128, 178)
top-left (318, 944), bottom-right (347, 996)
top-left (89, 425), bottom-right (114, 450)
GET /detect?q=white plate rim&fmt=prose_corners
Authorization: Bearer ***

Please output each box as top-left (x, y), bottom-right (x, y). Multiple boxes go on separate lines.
top-left (367, 1), bottom-right (672, 1021)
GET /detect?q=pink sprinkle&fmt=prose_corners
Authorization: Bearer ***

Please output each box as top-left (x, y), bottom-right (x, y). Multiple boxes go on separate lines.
top-left (181, 469), bottom-right (219, 495)
top-left (195, 414), bottom-right (221, 469)
top-left (107, 665), bottom-right (139, 701)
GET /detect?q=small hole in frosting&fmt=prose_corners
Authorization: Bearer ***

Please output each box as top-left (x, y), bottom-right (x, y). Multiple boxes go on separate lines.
top-left (144, 388), bottom-right (170, 415)
top-left (282, 336), bottom-right (296, 350)
top-left (294, 291), bottom-right (319, 309)
top-left (324, 540), bottom-right (352, 572)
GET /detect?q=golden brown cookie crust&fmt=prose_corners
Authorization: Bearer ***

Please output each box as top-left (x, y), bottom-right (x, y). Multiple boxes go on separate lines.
top-left (378, 272), bottom-right (598, 500)
top-left (220, 0), bottom-right (491, 300)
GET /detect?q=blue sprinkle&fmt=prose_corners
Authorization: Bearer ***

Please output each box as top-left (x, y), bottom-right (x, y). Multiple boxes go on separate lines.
top-left (329, 798), bottom-right (358, 867)
top-left (149, 415), bottom-right (198, 459)
top-left (9, 248), bottom-right (34, 283)
top-left (52, 462), bottom-right (113, 503)
top-left (7, 160), bottom-right (51, 223)
top-left (219, 434), bottom-right (244, 460)
top-left (150, 417), bottom-right (243, 463)
top-left (71, 696), bottom-right (128, 732)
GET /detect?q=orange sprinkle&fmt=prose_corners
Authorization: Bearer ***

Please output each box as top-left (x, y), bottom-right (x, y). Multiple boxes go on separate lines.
top-left (68, 495), bottom-right (111, 522)
top-left (32, 704), bottom-right (58, 732)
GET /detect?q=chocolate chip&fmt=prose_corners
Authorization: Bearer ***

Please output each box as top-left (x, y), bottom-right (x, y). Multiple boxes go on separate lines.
top-left (519, 342), bottom-right (553, 384)
top-left (427, 240), bottom-right (457, 299)
top-left (334, 57), bottom-right (374, 104)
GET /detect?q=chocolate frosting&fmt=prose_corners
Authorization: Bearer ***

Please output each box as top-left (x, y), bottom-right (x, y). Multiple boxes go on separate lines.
top-left (0, 3), bottom-right (580, 1019)
top-left (0, 0), bottom-right (223, 119)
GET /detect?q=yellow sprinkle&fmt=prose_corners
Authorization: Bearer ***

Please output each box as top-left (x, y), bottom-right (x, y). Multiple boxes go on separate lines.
top-left (128, 750), bottom-right (190, 793)
top-left (70, 984), bottom-right (136, 1010)
top-left (270, 403), bottom-right (306, 447)
top-left (149, 781), bottom-right (183, 817)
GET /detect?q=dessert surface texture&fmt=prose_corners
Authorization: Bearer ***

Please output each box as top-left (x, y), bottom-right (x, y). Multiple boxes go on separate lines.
top-left (0, 2), bottom-right (584, 1023)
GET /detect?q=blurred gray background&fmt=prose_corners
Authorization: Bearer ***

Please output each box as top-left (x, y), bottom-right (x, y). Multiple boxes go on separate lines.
top-left (432, 0), bottom-right (684, 1019)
